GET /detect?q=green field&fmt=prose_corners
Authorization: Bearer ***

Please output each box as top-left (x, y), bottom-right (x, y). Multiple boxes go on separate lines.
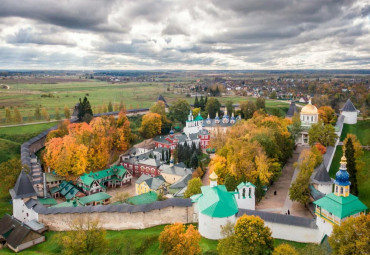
top-left (340, 119), bottom-right (370, 145)
top-left (0, 224), bottom-right (322, 255)
top-left (0, 122), bottom-right (57, 163)
top-left (0, 79), bottom-right (292, 125)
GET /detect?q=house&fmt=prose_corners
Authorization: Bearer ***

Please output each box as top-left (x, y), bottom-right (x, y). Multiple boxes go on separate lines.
top-left (121, 154), bottom-right (162, 177)
top-left (159, 162), bottom-right (193, 185)
top-left (45, 171), bottom-right (64, 190)
top-left (78, 165), bottom-right (132, 195)
top-left (0, 214), bottom-right (45, 253)
top-left (52, 192), bottom-right (111, 208)
top-left (153, 130), bottom-right (203, 151)
top-left (50, 181), bottom-right (85, 200)
top-left (135, 174), bottom-right (166, 195)
top-left (313, 154), bottom-right (367, 237)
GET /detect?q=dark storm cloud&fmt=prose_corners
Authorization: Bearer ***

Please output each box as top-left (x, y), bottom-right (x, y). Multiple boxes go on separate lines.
top-left (7, 27), bottom-right (76, 46)
top-left (0, 0), bottom-right (369, 69)
top-left (0, 0), bottom-right (122, 32)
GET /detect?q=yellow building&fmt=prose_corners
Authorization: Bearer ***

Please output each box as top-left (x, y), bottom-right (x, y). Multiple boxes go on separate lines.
top-left (135, 174), bottom-right (166, 195)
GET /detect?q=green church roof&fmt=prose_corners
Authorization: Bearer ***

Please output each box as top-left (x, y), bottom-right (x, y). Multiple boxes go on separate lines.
top-left (194, 115), bottom-right (203, 121)
top-left (80, 165), bottom-right (127, 186)
top-left (127, 191), bottom-right (158, 205)
top-left (313, 193), bottom-right (367, 219)
top-left (192, 185), bottom-right (238, 218)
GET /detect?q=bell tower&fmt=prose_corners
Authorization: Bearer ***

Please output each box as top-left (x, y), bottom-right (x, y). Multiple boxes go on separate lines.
top-left (334, 153), bottom-right (350, 197)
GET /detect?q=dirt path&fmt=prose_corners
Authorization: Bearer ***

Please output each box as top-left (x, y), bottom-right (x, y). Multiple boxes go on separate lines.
top-left (256, 146), bottom-right (312, 218)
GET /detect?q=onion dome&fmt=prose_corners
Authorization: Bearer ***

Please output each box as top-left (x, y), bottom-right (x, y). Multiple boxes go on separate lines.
top-left (334, 155), bottom-right (351, 186)
top-left (169, 129), bottom-right (174, 135)
top-left (301, 99), bottom-right (318, 115)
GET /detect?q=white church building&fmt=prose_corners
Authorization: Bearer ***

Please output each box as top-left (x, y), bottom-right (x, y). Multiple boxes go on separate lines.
top-left (297, 99), bottom-right (319, 145)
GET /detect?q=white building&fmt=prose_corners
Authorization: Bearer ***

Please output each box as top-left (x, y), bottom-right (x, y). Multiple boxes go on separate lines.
top-left (9, 170), bottom-right (39, 223)
top-left (340, 99), bottom-right (358, 124)
top-left (183, 111), bottom-right (203, 135)
top-left (297, 99), bottom-right (319, 145)
top-left (234, 182), bottom-right (256, 210)
top-left (190, 172), bottom-right (238, 240)
top-left (310, 163), bottom-right (333, 195)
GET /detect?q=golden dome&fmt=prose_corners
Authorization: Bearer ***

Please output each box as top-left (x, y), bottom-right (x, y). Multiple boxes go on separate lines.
top-left (301, 101), bottom-right (318, 115)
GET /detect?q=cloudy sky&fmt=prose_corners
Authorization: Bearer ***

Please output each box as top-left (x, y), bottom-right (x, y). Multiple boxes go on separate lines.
top-left (0, 0), bottom-right (369, 70)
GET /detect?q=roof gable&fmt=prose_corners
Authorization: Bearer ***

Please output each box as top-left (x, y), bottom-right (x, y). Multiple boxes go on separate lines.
top-left (10, 170), bottom-right (37, 199)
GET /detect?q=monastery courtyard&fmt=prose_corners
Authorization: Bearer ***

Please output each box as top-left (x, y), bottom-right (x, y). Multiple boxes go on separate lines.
top-left (256, 146), bottom-right (313, 218)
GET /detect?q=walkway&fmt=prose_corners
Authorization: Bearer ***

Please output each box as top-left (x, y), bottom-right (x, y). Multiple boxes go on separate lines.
top-left (256, 146), bottom-right (312, 218)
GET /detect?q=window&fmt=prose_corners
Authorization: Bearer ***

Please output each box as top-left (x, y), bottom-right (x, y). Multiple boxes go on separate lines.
top-left (249, 188), bottom-right (251, 197)
top-left (242, 188), bottom-right (246, 198)
top-left (341, 187), bottom-right (343, 194)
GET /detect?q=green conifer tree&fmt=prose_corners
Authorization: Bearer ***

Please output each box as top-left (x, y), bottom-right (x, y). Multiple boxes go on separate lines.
top-left (345, 138), bottom-right (358, 195)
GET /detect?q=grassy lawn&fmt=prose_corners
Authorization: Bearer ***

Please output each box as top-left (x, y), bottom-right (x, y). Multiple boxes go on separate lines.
top-left (0, 122), bottom-right (56, 163)
top-left (339, 119), bottom-right (370, 145)
top-left (0, 225), bottom-right (323, 255)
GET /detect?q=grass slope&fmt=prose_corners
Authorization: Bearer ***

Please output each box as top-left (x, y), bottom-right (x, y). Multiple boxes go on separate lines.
top-left (340, 119), bottom-right (370, 145)
top-left (0, 225), bottom-right (319, 255)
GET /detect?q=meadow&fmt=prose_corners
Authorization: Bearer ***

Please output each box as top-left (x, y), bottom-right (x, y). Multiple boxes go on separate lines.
top-left (0, 79), bottom-right (290, 124)
top-left (0, 224), bottom-right (318, 255)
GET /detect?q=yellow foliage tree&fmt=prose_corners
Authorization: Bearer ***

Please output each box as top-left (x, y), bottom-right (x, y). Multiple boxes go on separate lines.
top-left (139, 112), bottom-right (162, 138)
top-left (273, 244), bottom-right (299, 255)
top-left (159, 223), bottom-right (201, 255)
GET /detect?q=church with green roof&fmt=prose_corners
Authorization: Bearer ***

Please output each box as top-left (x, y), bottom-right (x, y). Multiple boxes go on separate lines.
top-left (191, 171), bottom-right (255, 240)
top-left (313, 153), bottom-right (367, 236)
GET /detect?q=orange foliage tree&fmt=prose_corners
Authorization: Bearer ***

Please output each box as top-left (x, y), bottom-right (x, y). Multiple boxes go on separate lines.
top-left (159, 223), bottom-right (201, 255)
top-left (315, 142), bottom-right (327, 155)
top-left (44, 113), bottom-right (132, 177)
top-left (319, 106), bottom-right (337, 125)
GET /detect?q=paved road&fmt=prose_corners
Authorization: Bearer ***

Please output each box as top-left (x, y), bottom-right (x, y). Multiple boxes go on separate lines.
top-left (0, 120), bottom-right (61, 128)
top-left (256, 146), bottom-right (312, 218)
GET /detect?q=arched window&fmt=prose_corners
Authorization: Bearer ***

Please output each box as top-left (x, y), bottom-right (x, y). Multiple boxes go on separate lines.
top-left (242, 188), bottom-right (246, 198)
top-left (336, 186), bottom-right (338, 193)
top-left (249, 188), bottom-right (251, 197)
top-left (340, 187), bottom-right (343, 194)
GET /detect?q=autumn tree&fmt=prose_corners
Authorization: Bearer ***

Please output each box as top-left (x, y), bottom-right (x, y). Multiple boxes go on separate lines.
top-left (159, 223), bottom-right (201, 255)
top-left (226, 100), bottom-right (234, 115)
top-left (0, 158), bottom-right (22, 194)
top-left (41, 107), bottom-right (50, 121)
top-left (150, 101), bottom-right (171, 134)
top-left (308, 121), bottom-right (337, 147)
top-left (108, 101), bottom-right (113, 112)
top-left (289, 147), bottom-right (322, 205)
top-left (64, 105), bottom-right (71, 119)
top-left (205, 97), bottom-right (221, 118)
top-left (184, 177), bottom-right (202, 198)
top-left (289, 112), bottom-right (302, 142)
top-left (273, 244), bottom-right (299, 255)
top-left (113, 110), bottom-right (132, 151)
top-left (169, 99), bottom-right (191, 124)
top-left (343, 134), bottom-right (364, 172)
top-left (44, 135), bottom-right (88, 176)
top-left (5, 107), bottom-right (11, 123)
top-left (318, 106), bottom-right (337, 125)
top-left (60, 219), bottom-right (108, 255)
top-left (217, 215), bottom-right (273, 255)
top-left (139, 112), bottom-right (162, 138)
top-left (55, 107), bottom-right (61, 120)
top-left (34, 106), bottom-right (41, 120)
top-left (240, 101), bottom-right (256, 119)
top-left (13, 107), bottom-right (22, 123)
top-left (256, 97), bottom-right (265, 110)
top-left (329, 214), bottom-right (370, 255)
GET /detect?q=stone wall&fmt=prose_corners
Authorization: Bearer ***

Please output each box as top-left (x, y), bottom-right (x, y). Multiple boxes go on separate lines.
top-left (39, 204), bottom-right (195, 231)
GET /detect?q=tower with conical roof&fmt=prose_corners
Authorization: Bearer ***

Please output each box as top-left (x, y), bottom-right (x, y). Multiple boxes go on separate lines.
top-left (9, 170), bottom-right (39, 222)
top-left (340, 98), bottom-right (358, 124)
top-left (313, 153), bottom-right (367, 236)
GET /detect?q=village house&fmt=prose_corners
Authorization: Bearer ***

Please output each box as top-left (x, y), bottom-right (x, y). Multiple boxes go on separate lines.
top-left (50, 181), bottom-right (85, 200)
top-left (78, 165), bottom-right (132, 195)
top-left (0, 215), bottom-right (45, 253)
top-left (121, 155), bottom-right (162, 177)
top-left (135, 174), bottom-right (166, 195)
